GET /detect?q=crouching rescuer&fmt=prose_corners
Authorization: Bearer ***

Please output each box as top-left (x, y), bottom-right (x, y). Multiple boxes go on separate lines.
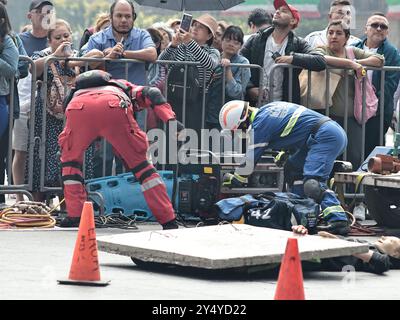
top-left (58, 70), bottom-right (184, 228)
top-left (220, 100), bottom-right (350, 235)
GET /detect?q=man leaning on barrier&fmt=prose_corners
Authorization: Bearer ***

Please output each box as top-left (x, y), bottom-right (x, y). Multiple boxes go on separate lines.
top-left (220, 100), bottom-right (350, 235)
top-left (83, 0), bottom-right (157, 176)
top-left (240, 0), bottom-right (326, 107)
top-left (58, 70), bottom-right (184, 228)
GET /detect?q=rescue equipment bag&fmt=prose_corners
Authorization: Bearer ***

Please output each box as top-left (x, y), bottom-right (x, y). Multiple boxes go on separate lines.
top-left (214, 192), bottom-right (319, 233)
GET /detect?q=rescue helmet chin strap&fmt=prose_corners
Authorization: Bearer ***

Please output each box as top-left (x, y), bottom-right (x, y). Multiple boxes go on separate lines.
top-left (238, 106), bottom-right (258, 131)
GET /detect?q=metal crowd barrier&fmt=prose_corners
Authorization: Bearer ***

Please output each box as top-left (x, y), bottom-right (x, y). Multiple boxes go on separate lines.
top-left (154, 60), bottom-right (263, 128)
top-left (1, 55), bottom-right (399, 205)
top-left (39, 56), bottom-right (152, 194)
top-left (268, 63), bottom-right (400, 167)
top-left (0, 56), bottom-right (36, 200)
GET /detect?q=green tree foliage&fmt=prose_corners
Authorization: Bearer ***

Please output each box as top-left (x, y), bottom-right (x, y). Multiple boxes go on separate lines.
top-left (5, 0), bottom-right (396, 43)
top-left (52, 0), bottom-right (110, 30)
top-left (6, 0), bottom-right (111, 34)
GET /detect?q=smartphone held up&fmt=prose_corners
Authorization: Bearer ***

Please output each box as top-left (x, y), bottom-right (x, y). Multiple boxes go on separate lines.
top-left (180, 13), bottom-right (193, 33)
top-left (63, 43), bottom-right (73, 56)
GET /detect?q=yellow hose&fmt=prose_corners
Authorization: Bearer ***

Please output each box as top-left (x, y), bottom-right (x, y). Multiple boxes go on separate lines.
top-left (0, 201), bottom-right (59, 229)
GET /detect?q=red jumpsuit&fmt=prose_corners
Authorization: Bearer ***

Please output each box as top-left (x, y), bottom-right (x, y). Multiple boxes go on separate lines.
top-left (58, 82), bottom-right (177, 225)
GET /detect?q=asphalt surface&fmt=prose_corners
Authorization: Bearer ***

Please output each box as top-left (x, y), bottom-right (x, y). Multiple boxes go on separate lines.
top-left (1, 222), bottom-right (400, 301)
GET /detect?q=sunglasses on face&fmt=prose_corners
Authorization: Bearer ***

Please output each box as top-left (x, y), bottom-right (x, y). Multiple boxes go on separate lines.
top-left (368, 23), bottom-right (388, 30)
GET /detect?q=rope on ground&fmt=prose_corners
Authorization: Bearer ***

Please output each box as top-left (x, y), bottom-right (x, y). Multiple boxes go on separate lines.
top-left (94, 213), bottom-right (138, 229)
top-left (0, 201), bottom-right (56, 229)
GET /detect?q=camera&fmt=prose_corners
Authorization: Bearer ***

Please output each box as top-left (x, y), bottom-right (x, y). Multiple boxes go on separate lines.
top-left (63, 44), bottom-right (73, 56)
top-left (271, 52), bottom-right (281, 61)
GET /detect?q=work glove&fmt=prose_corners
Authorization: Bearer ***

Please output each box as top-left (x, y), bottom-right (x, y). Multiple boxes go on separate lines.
top-left (316, 220), bottom-right (350, 236)
top-left (222, 172), bottom-right (248, 188)
top-left (274, 151), bottom-right (289, 167)
top-left (168, 119), bottom-right (185, 138)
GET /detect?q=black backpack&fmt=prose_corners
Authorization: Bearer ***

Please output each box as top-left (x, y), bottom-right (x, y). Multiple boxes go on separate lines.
top-left (167, 64), bottom-right (200, 104)
top-left (245, 192), bottom-right (319, 233)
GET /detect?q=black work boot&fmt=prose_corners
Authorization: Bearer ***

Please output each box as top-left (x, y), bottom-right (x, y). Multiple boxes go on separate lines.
top-left (162, 219), bottom-right (179, 230)
top-left (59, 216), bottom-right (81, 228)
top-left (317, 220), bottom-right (350, 236)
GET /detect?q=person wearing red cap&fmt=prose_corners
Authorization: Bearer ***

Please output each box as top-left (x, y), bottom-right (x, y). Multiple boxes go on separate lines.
top-left (241, 0), bottom-right (326, 107)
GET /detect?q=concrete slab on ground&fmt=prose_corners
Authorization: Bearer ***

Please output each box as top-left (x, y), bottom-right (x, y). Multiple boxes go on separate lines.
top-left (97, 224), bottom-right (369, 269)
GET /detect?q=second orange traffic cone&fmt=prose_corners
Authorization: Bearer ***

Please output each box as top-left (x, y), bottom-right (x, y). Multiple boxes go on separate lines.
top-left (274, 238), bottom-right (305, 300)
top-left (58, 202), bottom-right (110, 286)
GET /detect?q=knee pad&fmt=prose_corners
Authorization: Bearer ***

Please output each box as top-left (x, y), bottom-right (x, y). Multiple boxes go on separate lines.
top-left (142, 87), bottom-right (167, 107)
top-left (304, 178), bottom-right (326, 203)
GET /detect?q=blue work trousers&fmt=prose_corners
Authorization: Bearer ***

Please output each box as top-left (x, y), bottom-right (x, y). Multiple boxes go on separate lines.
top-left (287, 120), bottom-right (348, 222)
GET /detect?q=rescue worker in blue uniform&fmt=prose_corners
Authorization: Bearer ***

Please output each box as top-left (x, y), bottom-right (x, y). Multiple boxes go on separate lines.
top-left (220, 100), bottom-right (350, 235)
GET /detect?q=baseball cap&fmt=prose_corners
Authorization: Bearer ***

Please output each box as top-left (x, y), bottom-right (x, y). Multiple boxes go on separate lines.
top-left (273, 0), bottom-right (301, 28)
top-left (29, 0), bottom-right (53, 11)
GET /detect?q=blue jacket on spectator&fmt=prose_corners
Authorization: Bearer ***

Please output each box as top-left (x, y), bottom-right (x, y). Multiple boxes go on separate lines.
top-left (353, 38), bottom-right (400, 125)
top-left (10, 33), bottom-right (29, 119)
top-left (0, 35), bottom-right (18, 96)
top-left (206, 53), bottom-right (251, 125)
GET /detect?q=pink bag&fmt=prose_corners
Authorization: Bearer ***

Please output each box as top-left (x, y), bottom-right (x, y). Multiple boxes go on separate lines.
top-left (346, 47), bottom-right (378, 125)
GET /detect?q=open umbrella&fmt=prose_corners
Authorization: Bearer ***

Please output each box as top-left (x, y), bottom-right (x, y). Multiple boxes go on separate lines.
top-left (134, 0), bottom-right (245, 11)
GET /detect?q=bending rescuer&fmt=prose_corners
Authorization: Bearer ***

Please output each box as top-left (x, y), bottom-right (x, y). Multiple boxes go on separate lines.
top-left (58, 70), bottom-right (184, 228)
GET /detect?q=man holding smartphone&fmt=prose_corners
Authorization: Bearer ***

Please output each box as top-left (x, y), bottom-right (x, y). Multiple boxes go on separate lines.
top-left (85, 0), bottom-right (156, 86)
top-left (83, 0), bottom-right (157, 176)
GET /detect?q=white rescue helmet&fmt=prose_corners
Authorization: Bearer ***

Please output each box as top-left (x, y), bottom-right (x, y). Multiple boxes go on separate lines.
top-left (219, 100), bottom-right (249, 130)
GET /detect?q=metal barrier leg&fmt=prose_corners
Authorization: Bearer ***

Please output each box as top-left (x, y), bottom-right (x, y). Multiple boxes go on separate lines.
top-left (0, 190), bottom-right (34, 201)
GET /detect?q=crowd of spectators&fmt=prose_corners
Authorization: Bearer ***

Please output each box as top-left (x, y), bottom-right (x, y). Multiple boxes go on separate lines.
top-left (1, 0), bottom-right (400, 204)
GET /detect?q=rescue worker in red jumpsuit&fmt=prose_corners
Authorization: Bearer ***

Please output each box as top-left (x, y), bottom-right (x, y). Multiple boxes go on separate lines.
top-left (58, 70), bottom-right (184, 228)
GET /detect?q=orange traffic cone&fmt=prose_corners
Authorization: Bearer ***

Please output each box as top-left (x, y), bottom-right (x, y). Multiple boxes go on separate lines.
top-left (58, 202), bottom-right (110, 286)
top-left (274, 238), bottom-right (305, 300)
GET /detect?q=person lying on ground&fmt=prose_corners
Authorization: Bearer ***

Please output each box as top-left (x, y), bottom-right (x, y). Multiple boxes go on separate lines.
top-left (292, 224), bottom-right (400, 274)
